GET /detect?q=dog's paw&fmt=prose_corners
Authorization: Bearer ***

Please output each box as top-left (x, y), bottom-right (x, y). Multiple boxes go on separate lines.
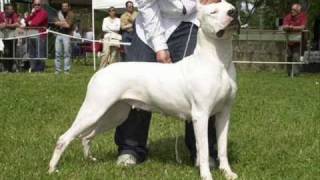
top-left (88, 155), bottom-right (97, 162)
top-left (223, 170), bottom-right (238, 180)
top-left (201, 174), bottom-right (213, 180)
top-left (194, 157), bottom-right (200, 167)
top-left (48, 167), bottom-right (59, 174)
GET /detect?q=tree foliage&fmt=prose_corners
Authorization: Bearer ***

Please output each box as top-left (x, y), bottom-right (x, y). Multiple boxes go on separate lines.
top-left (229, 0), bottom-right (320, 30)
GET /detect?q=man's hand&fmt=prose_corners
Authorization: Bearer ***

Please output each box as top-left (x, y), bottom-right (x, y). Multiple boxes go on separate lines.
top-left (54, 21), bottom-right (61, 26)
top-left (282, 25), bottom-right (290, 31)
top-left (30, 8), bottom-right (36, 15)
top-left (55, 21), bottom-right (69, 28)
top-left (200, 0), bottom-right (221, 5)
top-left (156, 50), bottom-right (172, 64)
top-left (0, 23), bottom-right (6, 29)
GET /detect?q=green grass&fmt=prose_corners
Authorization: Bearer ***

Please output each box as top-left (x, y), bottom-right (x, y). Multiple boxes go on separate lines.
top-left (0, 61), bottom-right (319, 180)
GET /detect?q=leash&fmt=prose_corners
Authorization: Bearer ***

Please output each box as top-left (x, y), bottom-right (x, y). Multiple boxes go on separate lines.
top-left (174, 23), bottom-right (195, 164)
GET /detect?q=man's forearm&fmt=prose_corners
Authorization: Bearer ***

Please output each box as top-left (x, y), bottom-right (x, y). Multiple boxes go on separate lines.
top-left (122, 23), bottom-right (133, 30)
top-left (55, 21), bottom-right (70, 28)
top-left (291, 25), bottom-right (305, 32)
top-left (283, 25), bottom-right (306, 32)
top-left (6, 23), bottom-right (20, 29)
top-left (0, 23), bottom-right (6, 29)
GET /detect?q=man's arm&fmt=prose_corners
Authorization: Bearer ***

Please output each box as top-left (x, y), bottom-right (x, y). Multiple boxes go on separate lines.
top-left (6, 14), bottom-right (20, 29)
top-left (120, 14), bottom-right (133, 31)
top-left (159, 0), bottom-right (197, 17)
top-left (136, 0), bottom-right (172, 63)
top-left (28, 11), bottom-right (48, 26)
top-left (136, 0), bottom-right (167, 52)
top-left (0, 14), bottom-right (6, 29)
top-left (55, 12), bottom-right (74, 29)
top-left (5, 22), bottom-right (20, 29)
top-left (0, 23), bottom-right (6, 29)
top-left (282, 15), bottom-right (291, 31)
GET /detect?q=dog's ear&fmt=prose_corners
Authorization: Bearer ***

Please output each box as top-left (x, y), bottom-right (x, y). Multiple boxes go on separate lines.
top-left (196, 1), bottom-right (205, 22)
top-left (196, 0), bottom-right (203, 11)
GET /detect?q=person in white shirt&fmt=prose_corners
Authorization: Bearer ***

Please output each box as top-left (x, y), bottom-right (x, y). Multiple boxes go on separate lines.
top-left (101, 7), bottom-right (121, 67)
top-left (102, 7), bottom-right (121, 35)
top-left (115, 0), bottom-right (220, 167)
top-left (84, 28), bottom-right (94, 40)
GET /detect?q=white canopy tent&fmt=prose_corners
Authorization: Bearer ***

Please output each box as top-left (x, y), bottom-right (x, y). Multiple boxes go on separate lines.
top-left (91, 0), bottom-right (136, 71)
top-left (0, 0), bottom-right (11, 11)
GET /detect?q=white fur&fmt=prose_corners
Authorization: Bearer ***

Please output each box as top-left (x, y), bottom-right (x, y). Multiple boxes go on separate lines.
top-left (49, 1), bottom-right (238, 180)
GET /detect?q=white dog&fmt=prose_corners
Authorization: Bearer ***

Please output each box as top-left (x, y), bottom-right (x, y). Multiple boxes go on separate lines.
top-left (49, 1), bottom-right (239, 180)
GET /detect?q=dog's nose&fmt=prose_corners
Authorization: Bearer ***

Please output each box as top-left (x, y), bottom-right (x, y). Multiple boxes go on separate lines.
top-left (227, 9), bottom-right (238, 18)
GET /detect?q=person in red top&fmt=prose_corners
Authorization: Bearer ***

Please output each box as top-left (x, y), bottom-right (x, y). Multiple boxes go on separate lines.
top-left (25, 0), bottom-right (48, 72)
top-left (0, 3), bottom-right (20, 72)
top-left (282, 3), bottom-right (308, 76)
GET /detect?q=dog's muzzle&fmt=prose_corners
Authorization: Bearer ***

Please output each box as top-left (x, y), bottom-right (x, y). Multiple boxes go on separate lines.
top-left (216, 19), bottom-right (240, 38)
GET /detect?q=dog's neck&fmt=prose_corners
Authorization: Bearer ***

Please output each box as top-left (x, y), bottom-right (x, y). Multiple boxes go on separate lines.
top-left (195, 29), bottom-right (233, 69)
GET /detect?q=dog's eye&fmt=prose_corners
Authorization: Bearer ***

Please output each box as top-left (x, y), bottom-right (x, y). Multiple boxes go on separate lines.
top-left (211, 11), bottom-right (217, 14)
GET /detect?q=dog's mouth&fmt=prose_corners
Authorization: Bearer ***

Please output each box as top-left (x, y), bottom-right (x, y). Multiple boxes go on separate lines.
top-left (216, 30), bottom-right (225, 38)
top-left (228, 20), bottom-right (241, 34)
top-left (217, 20), bottom-right (240, 37)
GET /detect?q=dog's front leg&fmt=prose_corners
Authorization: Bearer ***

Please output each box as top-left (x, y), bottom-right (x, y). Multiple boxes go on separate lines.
top-left (215, 105), bottom-right (238, 180)
top-left (192, 111), bottom-right (212, 180)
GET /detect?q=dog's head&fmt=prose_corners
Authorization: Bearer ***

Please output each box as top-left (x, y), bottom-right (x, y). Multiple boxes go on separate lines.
top-left (198, 0), bottom-right (240, 39)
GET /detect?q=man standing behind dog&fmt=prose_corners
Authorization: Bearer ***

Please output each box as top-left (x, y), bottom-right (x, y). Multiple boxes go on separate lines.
top-left (120, 1), bottom-right (138, 61)
top-left (54, 2), bottom-right (75, 74)
top-left (115, 0), bottom-right (219, 167)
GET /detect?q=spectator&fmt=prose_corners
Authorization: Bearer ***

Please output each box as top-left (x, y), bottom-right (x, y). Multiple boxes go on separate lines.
top-left (71, 26), bottom-right (82, 59)
top-left (100, 7), bottom-right (121, 67)
top-left (282, 3), bottom-right (308, 76)
top-left (114, 0), bottom-right (218, 168)
top-left (73, 26), bottom-right (81, 39)
top-left (54, 2), bottom-right (75, 74)
top-left (26, 0), bottom-right (48, 72)
top-left (120, 1), bottom-right (138, 61)
top-left (0, 3), bottom-right (20, 73)
top-left (84, 27), bottom-right (94, 40)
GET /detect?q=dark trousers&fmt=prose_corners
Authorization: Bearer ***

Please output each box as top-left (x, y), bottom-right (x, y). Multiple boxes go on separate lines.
top-left (287, 44), bottom-right (301, 76)
top-left (115, 22), bottom-right (217, 162)
top-left (1, 40), bottom-right (15, 72)
top-left (28, 37), bottom-right (46, 72)
top-left (122, 31), bottom-right (134, 61)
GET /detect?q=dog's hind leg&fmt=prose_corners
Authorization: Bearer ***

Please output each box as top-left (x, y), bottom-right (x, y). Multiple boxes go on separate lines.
top-left (48, 90), bottom-right (120, 174)
top-left (81, 102), bottom-right (131, 161)
top-left (215, 104), bottom-right (238, 180)
top-left (192, 109), bottom-right (212, 180)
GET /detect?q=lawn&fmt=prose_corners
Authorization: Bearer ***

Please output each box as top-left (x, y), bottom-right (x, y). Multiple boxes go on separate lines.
top-left (0, 61), bottom-right (319, 180)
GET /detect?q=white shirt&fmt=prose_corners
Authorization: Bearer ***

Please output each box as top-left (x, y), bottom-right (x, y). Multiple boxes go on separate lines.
top-left (85, 31), bottom-right (94, 40)
top-left (102, 17), bottom-right (121, 33)
top-left (73, 31), bottom-right (81, 39)
top-left (135, 0), bottom-right (199, 52)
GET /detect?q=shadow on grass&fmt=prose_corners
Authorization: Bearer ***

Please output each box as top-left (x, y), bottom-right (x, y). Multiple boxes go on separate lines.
top-left (147, 136), bottom-right (240, 167)
top-left (60, 133), bottom-right (240, 170)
